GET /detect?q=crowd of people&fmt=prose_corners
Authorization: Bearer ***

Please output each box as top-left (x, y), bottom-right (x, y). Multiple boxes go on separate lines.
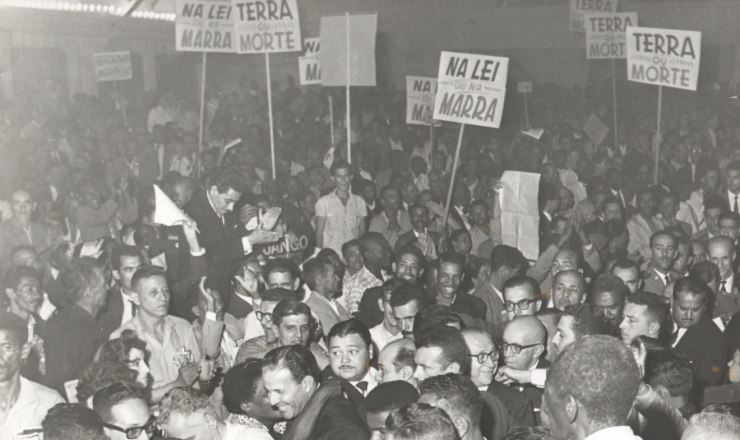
top-left (2, 65), bottom-right (740, 440)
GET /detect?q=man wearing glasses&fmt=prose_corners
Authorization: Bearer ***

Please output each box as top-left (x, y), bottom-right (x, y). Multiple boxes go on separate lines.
top-left (502, 275), bottom-right (542, 321)
top-left (93, 383), bottom-right (155, 440)
top-left (497, 316), bottom-right (549, 424)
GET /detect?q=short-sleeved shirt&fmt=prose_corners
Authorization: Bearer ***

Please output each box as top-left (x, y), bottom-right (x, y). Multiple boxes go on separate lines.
top-left (111, 315), bottom-right (202, 388)
top-left (315, 191), bottom-right (367, 256)
top-left (1, 377), bottom-right (65, 440)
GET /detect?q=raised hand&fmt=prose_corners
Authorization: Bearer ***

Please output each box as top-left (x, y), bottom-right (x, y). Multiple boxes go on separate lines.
top-left (261, 207), bottom-right (282, 231)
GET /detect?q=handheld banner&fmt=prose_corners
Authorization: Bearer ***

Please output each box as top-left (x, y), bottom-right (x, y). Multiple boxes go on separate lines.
top-left (570, 0), bottom-right (617, 33)
top-left (406, 76), bottom-right (438, 126)
top-left (320, 14), bottom-right (377, 86)
top-left (303, 37), bottom-right (320, 58)
top-left (585, 12), bottom-right (637, 59)
top-left (626, 26), bottom-right (702, 91)
top-left (500, 171), bottom-right (541, 261)
top-left (583, 114), bottom-right (610, 146)
top-left (153, 185), bottom-right (190, 227)
top-left (432, 52), bottom-right (509, 129)
top-left (93, 51), bottom-right (132, 82)
top-left (175, 0), bottom-right (235, 52)
top-left (233, 0), bottom-right (301, 54)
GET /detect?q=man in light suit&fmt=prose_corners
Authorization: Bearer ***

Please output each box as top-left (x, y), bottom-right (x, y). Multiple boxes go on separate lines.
top-left (304, 257), bottom-right (349, 336)
top-left (0, 189), bottom-right (58, 270)
top-left (627, 187), bottom-right (665, 262)
top-left (641, 231), bottom-right (680, 296)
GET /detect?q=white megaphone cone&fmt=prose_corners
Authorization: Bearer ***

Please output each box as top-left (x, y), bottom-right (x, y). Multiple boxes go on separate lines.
top-left (153, 184), bottom-right (189, 227)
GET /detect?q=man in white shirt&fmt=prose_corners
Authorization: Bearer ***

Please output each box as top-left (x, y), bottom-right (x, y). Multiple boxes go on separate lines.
top-left (158, 387), bottom-right (272, 440)
top-left (369, 278), bottom-right (404, 352)
top-left (0, 312), bottom-right (65, 440)
top-left (327, 320), bottom-right (379, 400)
top-left (542, 336), bottom-right (641, 440)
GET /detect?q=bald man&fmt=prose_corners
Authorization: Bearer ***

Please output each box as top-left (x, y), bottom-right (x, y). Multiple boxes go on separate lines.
top-left (538, 248), bottom-right (580, 295)
top-left (707, 236), bottom-right (740, 325)
top-left (378, 338), bottom-right (417, 386)
top-left (497, 316), bottom-right (549, 423)
top-left (551, 270), bottom-right (586, 311)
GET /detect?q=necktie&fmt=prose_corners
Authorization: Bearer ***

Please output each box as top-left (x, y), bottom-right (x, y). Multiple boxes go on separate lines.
top-left (356, 381), bottom-right (368, 396)
top-left (721, 280), bottom-right (728, 292)
top-left (670, 330), bottom-right (680, 345)
top-left (735, 195), bottom-right (739, 213)
top-left (664, 274), bottom-right (671, 285)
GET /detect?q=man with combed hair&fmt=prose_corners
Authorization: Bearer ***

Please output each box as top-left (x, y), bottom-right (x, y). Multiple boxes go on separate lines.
top-left (303, 257), bottom-right (349, 335)
top-left (418, 374), bottom-right (485, 440)
top-left (641, 351), bottom-right (695, 440)
top-left (612, 259), bottom-right (643, 294)
top-left (343, 232), bottom-right (393, 315)
top-left (0, 312), bottom-right (65, 440)
top-left (552, 304), bottom-right (612, 357)
top-left (502, 275), bottom-right (542, 321)
top-left (378, 339), bottom-right (417, 386)
top-left (670, 276), bottom-right (729, 389)
top-left (551, 269), bottom-right (586, 311)
top-left (158, 386), bottom-right (272, 440)
top-left (92, 383), bottom-right (154, 440)
top-left (326, 319), bottom-right (379, 404)
top-left (619, 292), bottom-right (668, 344)
top-left (390, 284), bottom-right (427, 339)
top-left (363, 381), bottom-right (420, 439)
top-left (474, 245), bottom-right (522, 328)
top-left (42, 403), bottom-right (107, 440)
top-left (462, 328), bottom-right (535, 428)
top-left (385, 403), bottom-right (460, 440)
top-left (262, 345), bottom-right (370, 440)
top-left (682, 410), bottom-right (740, 440)
top-left (413, 325), bottom-right (470, 382)
top-left (542, 336), bottom-right (641, 440)
top-left (434, 251), bottom-right (487, 320)
top-left (643, 231), bottom-right (680, 296)
top-left (590, 274), bottom-right (628, 329)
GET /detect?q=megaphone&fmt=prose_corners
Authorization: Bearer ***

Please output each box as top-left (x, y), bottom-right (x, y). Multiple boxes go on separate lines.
top-left (153, 184), bottom-right (191, 228)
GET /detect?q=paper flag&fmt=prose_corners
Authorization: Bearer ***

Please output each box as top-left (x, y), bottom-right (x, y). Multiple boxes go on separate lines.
top-left (522, 128), bottom-right (545, 140)
top-left (153, 184), bottom-right (190, 227)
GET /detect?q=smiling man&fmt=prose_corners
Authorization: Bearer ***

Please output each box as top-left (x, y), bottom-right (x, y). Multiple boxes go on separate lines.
top-left (434, 252), bottom-right (487, 320)
top-left (262, 345), bottom-right (370, 440)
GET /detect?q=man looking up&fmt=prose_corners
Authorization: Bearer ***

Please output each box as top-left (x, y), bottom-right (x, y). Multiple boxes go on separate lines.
top-left (542, 336), bottom-right (641, 440)
top-left (0, 312), bottom-right (65, 440)
top-left (619, 292), bottom-right (667, 344)
top-left (304, 257), bottom-right (349, 335)
top-left (502, 275), bottom-right (542, 321)
top-left (418, 374), bottom-right (485, 440)
top-left (44, 258), bottom-right (108, 394)
top-left (551, 270), bottom-right (586, 311)
top-left (642, 231), bottom-right (679, 296)
top-left (262, 345), bottom-right (370, 439)
top-left (344, 232), bottom-right (392, 315)
top-left (671, 276), bottom-right (728, 389)
top-left (315, 160), bottom-right (368, 257)
top-left (363, 381), bottom-right (419, 440)
top-left (370, 186), bottom-right (412, 249)
top-left (590, 274), bottom-right (628, 329)
top-left (92, 383), bottom-right (155, 440)
top-left (474, 245), bottom-right (522, 328)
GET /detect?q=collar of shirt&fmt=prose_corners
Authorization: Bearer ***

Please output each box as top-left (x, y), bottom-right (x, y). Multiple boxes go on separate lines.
top-left (413, 228), bottom-right (427, 238)
top-left (367, 201), bottom-right (375, 210)
top-left (234, 290), bottom-right (258, 307)
top-left (206, 191), bottom-right (224, 223)
top-left (671, 327), bottom-right (689, 348)
top-left (350, 368), bottom-right (379, 393)
top-left (652, 267), bottom-right (669, 284)
top-left (542, 211), bottom-right (552, 222)
top-left (584, 426), bottom-right (638, 440)
top-left (724, 273), bottom-right (735, 291)
top-left (729, 189), bottom-right (740, 201)
top-left (489, 282), bottom-right (504, 303)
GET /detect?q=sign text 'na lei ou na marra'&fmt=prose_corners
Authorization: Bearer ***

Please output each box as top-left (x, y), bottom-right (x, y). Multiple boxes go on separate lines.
top-left (626, 26), bottom-right (701, 91)
top-left (433, 52), bottom-right (509, 129)
top-left (233, 0), bottom-right (302, 54)
top-left (176, 0), bottom-right (235, 52)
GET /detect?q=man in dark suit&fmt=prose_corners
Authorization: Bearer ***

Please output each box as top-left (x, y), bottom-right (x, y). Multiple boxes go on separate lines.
top-left (435, 252), bottom-right (487, 321)
top-left (498, 316), bottom-right (549, 424)
top-left (98, 245), bottom-right (144, 337)
top-left (538, 182), bottom-right (561, 254)
top-left (184, 166), bottom-right (282, 305)
top-left (226, 256), bottom-right (262, 321)
top-left (669, 277), bottom-right (729, 394)
top-left (394, 203), bottom-right (440, 261)
top-left (262, 345), bottom-right (370, 440)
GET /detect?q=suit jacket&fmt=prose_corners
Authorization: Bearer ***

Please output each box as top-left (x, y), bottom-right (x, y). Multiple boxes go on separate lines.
top-left (450, 291), bottom-right (488, 321)
top-left (306, 291), bottom-right (350, 336)
top-left (0, 218), bottom-right (56, 268)
top-left (356, 286), bottom-right (385, 329)
top-left (515, 358), bottom-right (550, 416)
top-left (487, 381), bottom-right (535, 427)
top-left (184, 191), bottom-right (249, 301)
top-left (472, 282), bottom-right (507, 328)
top-left (673, 316), bottom-right (728, 390)
top-left (225, 290), bottom-right (254, 321)
top-left (308, 395), bottom-right (370, 440)
top-left (369, 210), bottom-right (412, 249)
top-left (641, 264), bottom-right (679, 296)
top-left (97, 286), bottom-right (125, 338)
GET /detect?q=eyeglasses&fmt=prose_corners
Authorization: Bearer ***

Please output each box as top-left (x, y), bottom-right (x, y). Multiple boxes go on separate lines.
top-left (500, 341), bottom-right (540, 354)
top-left (504, 299), bottom-right (536, 312)
top-left (104, 416), bottom-right (157, 439)
top-left (469, 351), bottom-right (498, 364)
top-left (256, 311), bottom-right (273, 322)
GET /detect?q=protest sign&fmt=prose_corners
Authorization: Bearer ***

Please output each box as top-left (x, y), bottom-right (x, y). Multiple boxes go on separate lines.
top-left (299, 57), bottom-right (321, 85)
top-left (303, 37), bottom-right (320, 57)
top-left (320, 14), bottom-right (377, 86)
top-left (517, 81), bottom-right (532, 93)
top-left (626, 26), bottom-right (702, 91)
top-left (500, 171), bottom-right (541, 261)
top-left (570, 0), bottom-right (617, 33)
top-left (432, 52), bottom-right (509, 129)
top-left (93, 51), bottom-right (132, 82)
top-left (585, 12), bottom-right (637, 59)
top-left (175, 0), bottom-right (235, 52)
top-left (583, 114), bottom-right (609, 146)
top-left (233, 0), bottom-right (301, 54)
top-left (406, 76), bottom-right (437, 126)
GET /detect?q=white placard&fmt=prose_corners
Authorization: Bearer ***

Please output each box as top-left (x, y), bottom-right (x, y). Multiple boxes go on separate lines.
top-left (175, 0), bottom-right (235, 52)
top-left (93, 51), bottom-right (132, 82)
top-left (585, 12), bottom-right (637, 59)
top-left (626, 26), bottom-right (702, 91)
top-left (570, 0), bottom-right (618, 33)
top-left (233, 0), bottom-right (302, 54)
top-left (406, 76), bottom-right (438, 126)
